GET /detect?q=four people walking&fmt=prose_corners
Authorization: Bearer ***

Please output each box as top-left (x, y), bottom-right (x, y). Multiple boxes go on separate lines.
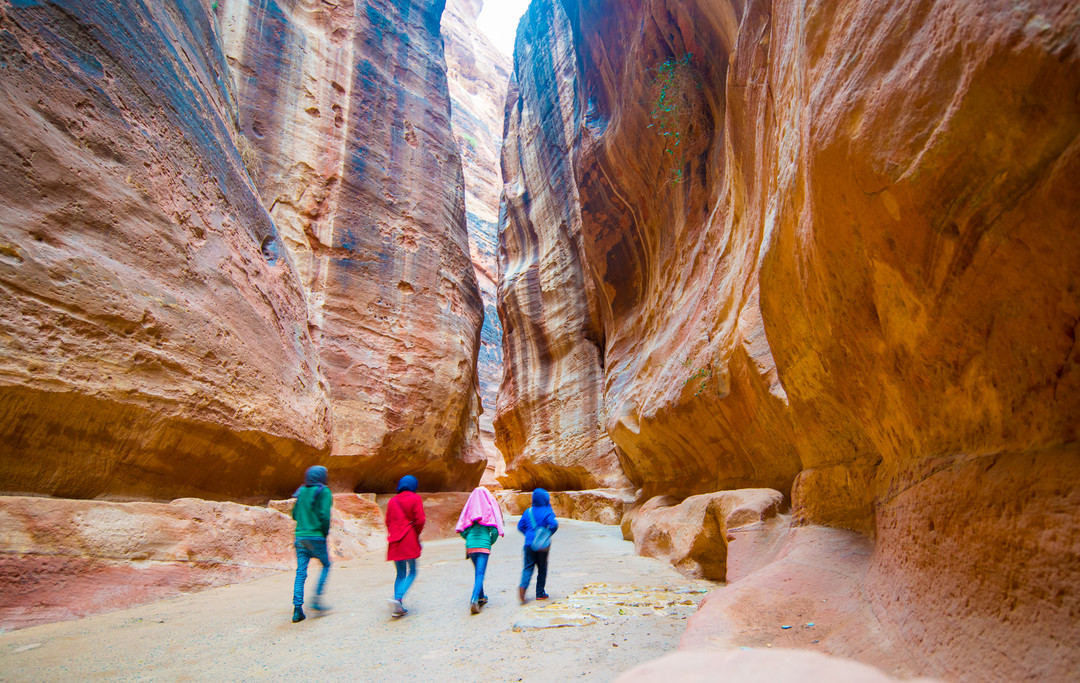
top-left (385, 475), bottom-right (426, 618)
top-left (455, 486), bottom-right (505, 614)
top-left (288, 472), bottom-right (558, 621)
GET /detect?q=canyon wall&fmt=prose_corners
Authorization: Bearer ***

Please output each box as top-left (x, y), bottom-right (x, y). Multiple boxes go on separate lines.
top-left (0, 0), bottom-right (330, 501)
top-left (498, 0), bottom-right (1080, 679)
top-left (0, 0), bottom-right (490, 499)
top-left (495, 0), bottom-right (630, 491)
top-left (441, 0), bottom-right (511, 482)
top-left (214, 0), bottom-right (486, 492)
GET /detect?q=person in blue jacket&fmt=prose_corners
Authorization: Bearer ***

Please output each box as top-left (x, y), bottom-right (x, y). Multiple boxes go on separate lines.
top-left (517, 488), bottom-right (558, 602)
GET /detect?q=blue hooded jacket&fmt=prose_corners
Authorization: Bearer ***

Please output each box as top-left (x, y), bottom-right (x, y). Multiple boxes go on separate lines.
top-left (518, 488), bottom-right (558, 548)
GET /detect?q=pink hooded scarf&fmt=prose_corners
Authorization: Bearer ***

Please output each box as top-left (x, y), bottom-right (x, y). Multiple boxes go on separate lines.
top-left (455, 486), bottom-right (505, 535)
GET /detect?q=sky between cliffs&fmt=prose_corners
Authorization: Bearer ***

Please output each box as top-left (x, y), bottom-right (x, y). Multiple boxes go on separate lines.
top-left (477, 0), bottom-right (530, 57)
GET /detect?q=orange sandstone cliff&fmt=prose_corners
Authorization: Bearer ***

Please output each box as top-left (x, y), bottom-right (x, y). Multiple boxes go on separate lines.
top-left (497, 0), bottom-right (1080, 679)
top-left (0, 0), bottom-right (330, 501)
top-left (216, 0), bottom-right (486, 492)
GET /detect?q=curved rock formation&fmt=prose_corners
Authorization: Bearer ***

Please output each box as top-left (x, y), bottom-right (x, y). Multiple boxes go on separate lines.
top-left (495, 0), bottom-right (630, 491)
top-left (499, 0), bottom-right (1080, 679)
top-left (213, 0), bottom-right (487, 492)
top-left (442, 0), bottom-right (512, 481)
top-left (0, 0), bottom-right (330, 501)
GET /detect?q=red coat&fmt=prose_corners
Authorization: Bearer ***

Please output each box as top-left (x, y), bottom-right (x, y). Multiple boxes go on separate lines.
top-left (386, 490), bottom-right (425, 561)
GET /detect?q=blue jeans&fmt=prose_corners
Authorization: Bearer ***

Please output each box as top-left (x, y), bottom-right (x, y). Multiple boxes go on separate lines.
top-left (394, 559), bottom-right (418, 601)
top-left (520, 546), bottom-right (549, 596)
top-left (293, 538), bottom-right (330, 607)
top-left (468, 553), bottom-right (489, 602)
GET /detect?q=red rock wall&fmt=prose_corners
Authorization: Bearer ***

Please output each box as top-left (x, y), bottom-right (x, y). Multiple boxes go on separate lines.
top-left (499, 0), bottom-right (1080, 678)
top-left (214, 0), bottom-right (487, 492)
top-left (0, 0), bottom-right (331, 501)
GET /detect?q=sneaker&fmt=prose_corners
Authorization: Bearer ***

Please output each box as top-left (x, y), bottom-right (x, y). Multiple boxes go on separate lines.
top-left (518, 586), bottom-right (527, 604)
top-left (536, 593), bottom-right (550, 600)
top-left (292, 607), bottom-right (306, 623)
top-left (312, 597), bottom-right (330, 612)
top-left (388, 599), bottom-right (407, 617)
top-left (477, 596), bottom-right (488, 607)
top-left (470, 601), bottom-right (480, 615)
top-left (392, 607), bottom-right (409, 618)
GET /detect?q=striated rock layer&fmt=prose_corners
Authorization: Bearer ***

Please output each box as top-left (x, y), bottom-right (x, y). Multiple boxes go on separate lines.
top-left (441, 0), bottom-right (512, 482)
top-left (0, 0), bottom-right (330, 501)
top-left (494, 0), bottom-right (630, 491)
top-left (214, 0), bottom-right (486, 492)
top-left (499, 0), bottom-right (1080, 679)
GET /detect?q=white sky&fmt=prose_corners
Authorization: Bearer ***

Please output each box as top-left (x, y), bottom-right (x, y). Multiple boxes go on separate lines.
top-left (477, 0), bottom-right (531, 57)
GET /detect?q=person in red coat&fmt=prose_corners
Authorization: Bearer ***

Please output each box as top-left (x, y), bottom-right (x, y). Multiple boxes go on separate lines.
top-left (385, 475), bottom-right (425, 617)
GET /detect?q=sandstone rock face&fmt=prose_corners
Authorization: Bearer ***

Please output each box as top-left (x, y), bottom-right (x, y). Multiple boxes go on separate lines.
top-left (0, 0), bottom-right (330, 501)
top-left (501, 0), bottom-right (1080, 678)
top-left (442, 0), bottom-right (511, 432)
top-left (496, 488), bottom-right (636, 526)
top-left (628, 490), bottom-right (783, 581)
top-left (216, 0), bottom-right (486, 492)
top-left (494, 0), bottom-right (630, 492)
top-left (0, 496), bottom-right (295, 630)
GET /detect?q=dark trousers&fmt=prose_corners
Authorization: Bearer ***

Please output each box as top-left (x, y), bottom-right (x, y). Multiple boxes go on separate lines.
top-left (520, 546), bottom-right (549, 596)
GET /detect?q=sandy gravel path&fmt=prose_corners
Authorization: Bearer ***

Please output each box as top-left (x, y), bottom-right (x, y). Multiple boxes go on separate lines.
top-left (1, 518), bottom-right (711, 682)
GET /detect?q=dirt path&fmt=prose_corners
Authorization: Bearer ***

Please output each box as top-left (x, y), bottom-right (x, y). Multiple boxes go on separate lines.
top-left (0, 518), bottom-right (711, 682)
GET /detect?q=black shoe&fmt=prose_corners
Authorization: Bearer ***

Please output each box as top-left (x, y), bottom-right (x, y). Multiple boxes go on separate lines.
top-left (478, 596), bottom-right (488, 606)
top-left (292, 607), bottom-right (306, 623)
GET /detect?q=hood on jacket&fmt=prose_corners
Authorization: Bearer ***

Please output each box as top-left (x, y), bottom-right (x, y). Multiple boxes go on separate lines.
top-left (532, 488), bottom-right (550, 507)
top-left (397, 475), bottom-right (419, 493)
top-left (304, 465), bottom-right (329, 487)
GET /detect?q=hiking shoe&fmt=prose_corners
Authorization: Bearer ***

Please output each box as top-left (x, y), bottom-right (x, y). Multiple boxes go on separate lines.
top-left (470, 601), bottom-right (481, 615)
top-left (292, 607), bottom-right (306, 623)
top-left (518, 586), bottom-right (527, 604)
top-left (536, 593), bottom-right (550, 600)
top-left (312, 597), bottom-right (330, 612)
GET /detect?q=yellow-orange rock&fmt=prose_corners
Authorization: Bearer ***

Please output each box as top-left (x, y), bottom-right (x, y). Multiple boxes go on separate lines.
top-left (628, 490), bottom-right (783, 581)
top-left (501, 0), bottom-right (1080, 678)
top-left (0, 496), bottom-right (295, 631)
top-left (216, 0), bottom-right (486, 492)
top-left (0, 0), bottom-right (330, 501)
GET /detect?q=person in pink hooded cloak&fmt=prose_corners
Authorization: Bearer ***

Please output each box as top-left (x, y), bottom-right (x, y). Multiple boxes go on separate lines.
top-left (455, 486), bottom-right (505, 614)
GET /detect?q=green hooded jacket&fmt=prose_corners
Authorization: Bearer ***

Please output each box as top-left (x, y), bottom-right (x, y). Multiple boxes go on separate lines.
top-left (293, 485), bottom-right (332, 539)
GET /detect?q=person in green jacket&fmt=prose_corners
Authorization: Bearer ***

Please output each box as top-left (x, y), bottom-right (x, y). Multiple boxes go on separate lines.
top-left (291, 465), bottom-right (333, 623)
top-left (454, 486), bottom-right (505, 614)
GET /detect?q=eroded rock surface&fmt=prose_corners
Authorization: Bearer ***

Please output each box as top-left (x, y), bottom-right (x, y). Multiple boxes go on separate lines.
top-left (0, 0), bottom-right (330, 501)
top-left (499, 0), bottom-right (1080, 678)
top-left (628, 490), bottom-right (784, 581)
top-left (442, 0), bottom-right (511, 437)
top-left (0, 496), bottom-right (294, 630)
top-left (217, 0), bottom-right (486, 492)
